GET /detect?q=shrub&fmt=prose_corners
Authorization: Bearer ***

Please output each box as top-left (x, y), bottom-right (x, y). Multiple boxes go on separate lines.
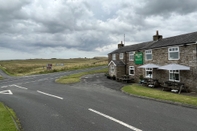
top-left (112, 75), bottom-right (116, 80)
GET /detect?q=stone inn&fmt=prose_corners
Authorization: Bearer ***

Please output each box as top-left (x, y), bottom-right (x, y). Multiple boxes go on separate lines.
top-left (108, 31), bottom-right (197, 91)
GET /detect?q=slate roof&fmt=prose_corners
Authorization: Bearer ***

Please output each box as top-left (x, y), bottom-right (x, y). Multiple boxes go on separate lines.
top-left (109, 31), bottom-right (197, 54)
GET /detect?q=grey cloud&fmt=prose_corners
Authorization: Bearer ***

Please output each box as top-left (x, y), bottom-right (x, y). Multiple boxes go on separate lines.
top-left (0, 0), bottom-right (31, 12)
top-left (0, 0), bottom-right (31, 21)
top-left (28, 1), bottom-right (94, 34)
top-left (137, 0), bottom-right (197, 17)
top-left (0, 0), bottom-right (197, 60)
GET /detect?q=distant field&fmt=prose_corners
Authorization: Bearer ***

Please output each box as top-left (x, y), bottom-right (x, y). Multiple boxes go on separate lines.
top-left (0, 57), bottom-right (108, 76)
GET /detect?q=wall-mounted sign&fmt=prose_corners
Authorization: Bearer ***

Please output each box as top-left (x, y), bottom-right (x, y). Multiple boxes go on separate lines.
top-left (134, 52), bottom-right (143, 65)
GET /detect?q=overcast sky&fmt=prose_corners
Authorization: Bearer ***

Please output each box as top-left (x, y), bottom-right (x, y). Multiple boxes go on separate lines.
top-left (1, 0), bottom-right (197, 60)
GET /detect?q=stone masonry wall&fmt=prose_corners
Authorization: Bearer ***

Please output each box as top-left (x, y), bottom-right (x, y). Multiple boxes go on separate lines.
top-left (116, 66), bottom-right (126, 78)
top-left (108, 44), bottom-right (197, 91)
top-left (147, 44), bottom-right (197, 91)
top-left (126, 53), bottom-right (143, 83)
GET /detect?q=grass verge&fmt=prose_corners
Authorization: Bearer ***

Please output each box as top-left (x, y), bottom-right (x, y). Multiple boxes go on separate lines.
top-left (0, 75), bottom-right (3, 80)
top-left (122, 84), bottom-right (197, 107)
top-left (56, 68), bottom-right (108, 84)
top-left (0, 66), bottom-right (14, 76)
top-left (0, 102), bottom-right (21, 131)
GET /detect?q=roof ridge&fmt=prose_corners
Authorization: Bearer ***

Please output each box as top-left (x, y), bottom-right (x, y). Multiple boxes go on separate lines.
top-left (161, 31), bottom-right (197, 40)
top-left (109, 31), bottom-right (197, 54)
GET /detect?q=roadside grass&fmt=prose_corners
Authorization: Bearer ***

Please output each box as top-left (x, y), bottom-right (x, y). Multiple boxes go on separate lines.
top-left (122, 84), bottom-right (197, 107)
top-left (0, 102), bottom-right (20, 131)
top-left (56, 68), bottom-right (108, 84)
top-left (0, 75), bottom-right (3, 80)
top-left (0, 57), bottom-right (107, 76)
top-left (0, 66), bottom-right (14, 76)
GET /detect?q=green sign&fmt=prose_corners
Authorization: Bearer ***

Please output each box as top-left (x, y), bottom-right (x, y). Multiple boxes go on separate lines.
top-left (134, 52), bottom-right (143, 65)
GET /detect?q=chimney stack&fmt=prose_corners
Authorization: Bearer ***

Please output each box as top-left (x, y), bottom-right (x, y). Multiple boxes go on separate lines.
top-left (153, 30), bottom-right (163, 41)
top-left (118, 41), bottom-right (124, 49)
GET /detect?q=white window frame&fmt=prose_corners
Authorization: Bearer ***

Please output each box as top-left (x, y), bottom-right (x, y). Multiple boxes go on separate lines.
top-left (168, 47), bottom-right (180, 60)
top-left (169, 70), bottom-right (180, 82)
top-left (145, 68), bottom-right (153, 78)
top-left (129, 51), bottom-right (135, 61)
top-left (119, 53), bottom-right (124, 59)
top-left (112, 54), bottom-right (116, 60)
top-left (145, 50), bottom-right (152, 60)
top-left (110, 65), bottom-right (115, 73)
top-left (129, 66), bottom-right (135, 75)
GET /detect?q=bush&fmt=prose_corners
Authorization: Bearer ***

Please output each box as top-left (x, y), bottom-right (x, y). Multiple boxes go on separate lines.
top-left (112, 75), bottom-right (116, 80)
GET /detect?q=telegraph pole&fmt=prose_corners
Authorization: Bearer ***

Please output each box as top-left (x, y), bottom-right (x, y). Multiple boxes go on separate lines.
top-left (124, 34), bottom-right (125, 45)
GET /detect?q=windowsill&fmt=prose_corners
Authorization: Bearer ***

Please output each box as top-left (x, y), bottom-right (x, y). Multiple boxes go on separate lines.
top-left (168, 59), bottom-right (180, 60)
top-left (169, 80), bottom-right (180, 82)
top-left (145, 59), bottom-right (152, 61)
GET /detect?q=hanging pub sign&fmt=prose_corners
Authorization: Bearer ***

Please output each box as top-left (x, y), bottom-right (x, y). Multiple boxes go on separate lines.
top-left (134, 52), bottom-right (143, 65)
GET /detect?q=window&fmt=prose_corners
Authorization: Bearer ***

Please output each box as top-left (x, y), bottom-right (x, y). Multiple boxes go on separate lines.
top-left (169, 70), bottom-right (180, 82)
top-left (145, 68), bottom-right (153, 78)
top-left (112, 54), bottom-right (116, 60)
top-left (129, 51), bottom-right (135, 61)
top-left (145, 50), bottom-right (152, 60)
top-left (168, 47), bottom-right (179, 60)
top-left (110, 65), bottom-right (115, 73)
top-left (129, 66), bottom-right (135, 75)
top-left (119, 53), bottom-right (124, 59)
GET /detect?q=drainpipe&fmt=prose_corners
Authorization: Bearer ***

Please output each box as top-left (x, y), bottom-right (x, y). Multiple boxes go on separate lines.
top-left (196, 41), bottom-right (197, 79)
top-left (125, 52), bottom-right (127, 75)
top-left (196, 41), bottom-right (197, 64)
top-left (194, 42), bottom-right (197, 91)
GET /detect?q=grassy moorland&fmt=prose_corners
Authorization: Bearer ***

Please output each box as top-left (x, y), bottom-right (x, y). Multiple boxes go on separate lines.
top-left (0, 75), bottom-right (3, 80)
top-left (0, 57), bottom-right (107, 76)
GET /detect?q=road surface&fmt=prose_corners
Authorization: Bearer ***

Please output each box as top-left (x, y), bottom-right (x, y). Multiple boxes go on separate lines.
top-left (0, 66), bottom-right (197, 131)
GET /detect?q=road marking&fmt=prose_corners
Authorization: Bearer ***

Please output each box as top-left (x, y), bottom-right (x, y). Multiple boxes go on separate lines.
top-left (37, 90), bottom-right (63, 100)
top-left (88, 108), bottom-right (142, 131)
top-left (0, 90), bottom-right (13, 95)
top-left (11, 84), bottom-right (28, 90)
top-left (1, 86), bottom-right (8, 88)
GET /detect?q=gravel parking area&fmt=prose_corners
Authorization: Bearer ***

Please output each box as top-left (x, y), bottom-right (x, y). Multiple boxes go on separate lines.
top-left (80, 73), bottom-right (197, 97)
top-left (80, 73), bottom-right (129, 91)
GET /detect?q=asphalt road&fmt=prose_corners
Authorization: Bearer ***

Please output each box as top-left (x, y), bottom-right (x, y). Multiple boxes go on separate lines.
top-left (0, 66), bottom-right (197, 131)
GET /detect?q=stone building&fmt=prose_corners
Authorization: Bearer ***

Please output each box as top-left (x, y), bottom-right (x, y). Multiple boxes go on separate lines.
top-left (108, 31), bottom-right (197, 91)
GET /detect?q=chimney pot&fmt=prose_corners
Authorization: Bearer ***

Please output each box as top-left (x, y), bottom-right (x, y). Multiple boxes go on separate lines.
top-left (153, 30), bottom-right (163, 41)
top-left (118, 41), bottom-right (124, 49)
